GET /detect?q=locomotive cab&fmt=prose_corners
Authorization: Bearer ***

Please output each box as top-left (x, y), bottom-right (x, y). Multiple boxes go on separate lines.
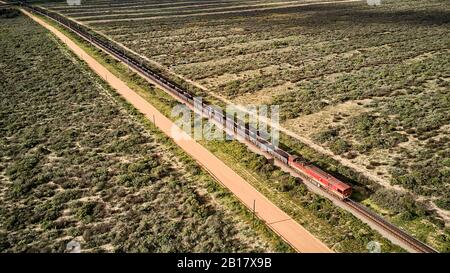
top-left (337, 186), bottom-right (352, 199)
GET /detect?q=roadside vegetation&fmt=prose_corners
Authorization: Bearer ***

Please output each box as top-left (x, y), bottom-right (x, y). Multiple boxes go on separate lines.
top-left (35, 0), bottom-right (450, 251)
top-left (0, 12), bottom-right (290, 253)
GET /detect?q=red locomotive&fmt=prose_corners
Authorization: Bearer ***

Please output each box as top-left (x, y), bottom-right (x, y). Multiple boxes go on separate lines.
top-left (288, 156), bottom-right (352, 199)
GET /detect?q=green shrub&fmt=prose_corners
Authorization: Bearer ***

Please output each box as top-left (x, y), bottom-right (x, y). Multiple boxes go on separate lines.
top-left (0, 9), bottom-right (20, 19)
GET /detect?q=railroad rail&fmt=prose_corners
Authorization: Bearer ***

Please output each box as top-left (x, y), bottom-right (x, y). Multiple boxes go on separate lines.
top-left (20, 2), bottom-right (438, 253)
top-left (345, 200), bottom-right (438, 253)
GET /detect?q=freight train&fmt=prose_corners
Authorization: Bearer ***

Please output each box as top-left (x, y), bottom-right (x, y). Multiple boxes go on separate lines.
top-left (23, 3), bottom-right (352, 200)
top-left (164, 87), bottom-right (352, 199)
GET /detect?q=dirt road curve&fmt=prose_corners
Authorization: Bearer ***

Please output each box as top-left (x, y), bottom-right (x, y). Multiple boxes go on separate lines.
top-left (21, 9), bottom-right (332, 253)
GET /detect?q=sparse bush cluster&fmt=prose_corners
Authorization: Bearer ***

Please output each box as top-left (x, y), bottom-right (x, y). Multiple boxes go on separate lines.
top-left (371, 189), bottom-right (426, 217)
top-left (0, 8), bottom-right (20, 19)
top-left (311, 82), bottom-right (450, 201)
top-left (0, 14), bottom-right (271, 253)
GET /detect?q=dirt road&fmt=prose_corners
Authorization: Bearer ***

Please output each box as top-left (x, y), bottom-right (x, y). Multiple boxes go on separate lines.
top-left (21, 9), bottom-right (332, 253)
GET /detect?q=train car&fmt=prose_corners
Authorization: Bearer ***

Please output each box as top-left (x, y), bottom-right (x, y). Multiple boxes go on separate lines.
top-left (288, 156), bottom-right (352, 199)
top-left (225, 116), bottom-right (236, 132)
top-left (185, 93), bottom-right (193, 103)
top-left (179, 92), bottom-right (187, 101)
top-left (236, 123), bottom-right (246, 138)
top-left (248, 130), bottom-right (258, 145)
top-left (257, 138), bottom-right (271, 153)
top-left (272, 148), bottom-right (289, 164)
top-left (213, 110), bottom-right (224, 124)
top-left (193, 98), bottom-right (202, 110)
top-left (203, 105), bottom-right (211, 117)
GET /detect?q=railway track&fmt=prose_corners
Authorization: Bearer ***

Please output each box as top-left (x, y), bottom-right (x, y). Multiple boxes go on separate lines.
top-left (345, 200), bottom-right (438, 253)
top-left (21, 3), bottom-right (439, 253)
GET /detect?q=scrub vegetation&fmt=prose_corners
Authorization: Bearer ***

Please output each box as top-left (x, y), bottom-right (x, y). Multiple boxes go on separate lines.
top-left (0, 12), bottom-right (287, 253)
top-left (37, 0), bottom-right (450, 251)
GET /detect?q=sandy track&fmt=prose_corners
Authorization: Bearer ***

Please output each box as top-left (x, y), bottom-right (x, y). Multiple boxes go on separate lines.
top-left (20, 9), bottom-right (332, 253)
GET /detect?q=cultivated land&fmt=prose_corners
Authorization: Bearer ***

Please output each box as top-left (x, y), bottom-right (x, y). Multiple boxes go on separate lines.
top-left (39, 0), bottom-right (450, 251)
top-left (0, 12), bottom-right (288, 252)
